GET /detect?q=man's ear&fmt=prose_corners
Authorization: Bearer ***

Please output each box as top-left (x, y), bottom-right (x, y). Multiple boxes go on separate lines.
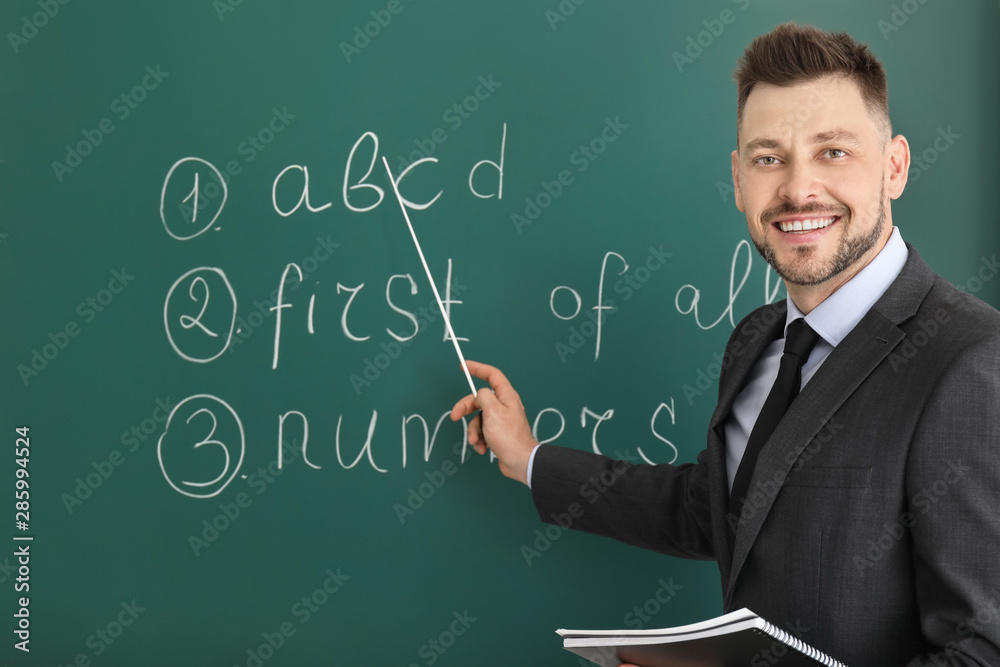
top-left (886, 134), bottom-right (910, 200)
top-left (731, 149), bottom-right (745, 212)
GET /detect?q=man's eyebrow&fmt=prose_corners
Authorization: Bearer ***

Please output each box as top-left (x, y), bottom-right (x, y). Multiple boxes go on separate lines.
top-left (809, 130), bottom-right (862, 145)
top-left (741, 130), bottom-right (862, 153)
top-left (742, 137), bottom-right (780, 153)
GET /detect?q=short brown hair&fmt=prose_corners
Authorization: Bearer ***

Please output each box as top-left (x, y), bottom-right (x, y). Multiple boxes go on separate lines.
top-left (734, 23), bottom-right (891, 141)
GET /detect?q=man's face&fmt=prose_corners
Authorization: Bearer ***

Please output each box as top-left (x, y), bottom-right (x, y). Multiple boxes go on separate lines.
top-left (731, 75), bottom-right (903, 289)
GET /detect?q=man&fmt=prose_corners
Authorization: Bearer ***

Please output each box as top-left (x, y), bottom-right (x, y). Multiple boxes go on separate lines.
top-left (451, 23), bottom-right (1000, 666)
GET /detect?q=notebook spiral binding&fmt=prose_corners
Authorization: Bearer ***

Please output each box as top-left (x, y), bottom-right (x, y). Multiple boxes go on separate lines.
top-left (758, 619), bottom-right (848, 667)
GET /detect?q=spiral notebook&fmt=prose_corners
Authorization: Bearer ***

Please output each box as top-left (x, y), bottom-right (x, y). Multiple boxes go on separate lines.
top-left (558, 607), bottom-right (847, 667)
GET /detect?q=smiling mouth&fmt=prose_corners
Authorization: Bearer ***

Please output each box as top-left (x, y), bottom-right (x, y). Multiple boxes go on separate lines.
top-left (776, 216), bottom-right (838, 233)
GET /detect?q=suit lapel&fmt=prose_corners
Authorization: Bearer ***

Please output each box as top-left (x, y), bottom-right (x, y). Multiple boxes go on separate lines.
top-left (723, 245), bottom-right (936, 605)
top-left (711, 304), bottom-right (787, 432)
top-left (706, 302), bottom-right (786, 586)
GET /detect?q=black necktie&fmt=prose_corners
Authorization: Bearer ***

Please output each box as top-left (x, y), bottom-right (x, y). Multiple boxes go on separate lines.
top-left (729, 318), bottom-right (819, 529)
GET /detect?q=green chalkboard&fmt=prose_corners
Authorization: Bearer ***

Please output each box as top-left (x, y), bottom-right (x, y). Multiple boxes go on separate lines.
top-left (3, 0), bottom-right (998, 664)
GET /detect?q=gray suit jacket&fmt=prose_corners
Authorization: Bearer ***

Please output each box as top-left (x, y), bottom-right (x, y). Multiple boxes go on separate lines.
top-left (532, 246), bottom-right (1000, 666)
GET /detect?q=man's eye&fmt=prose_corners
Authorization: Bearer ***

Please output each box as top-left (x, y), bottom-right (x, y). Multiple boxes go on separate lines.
top-left (825, 148), bottom-right (847, 158)
top-left (755, 156), bottom-right (778, 166)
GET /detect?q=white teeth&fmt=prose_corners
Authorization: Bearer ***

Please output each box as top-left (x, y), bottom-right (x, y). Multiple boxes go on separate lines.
top-left (779, 216), bottom-right (836, 233)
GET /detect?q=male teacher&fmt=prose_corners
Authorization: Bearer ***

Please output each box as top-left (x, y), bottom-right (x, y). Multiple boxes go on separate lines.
top-left (451, 22), bottom-right (1000, 666)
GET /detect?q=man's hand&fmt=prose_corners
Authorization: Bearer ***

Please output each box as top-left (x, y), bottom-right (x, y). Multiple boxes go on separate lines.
top-left (450, 360), bottom-right (539, 485)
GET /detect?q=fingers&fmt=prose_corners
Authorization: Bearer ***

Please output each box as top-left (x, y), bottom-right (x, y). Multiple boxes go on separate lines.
top-left (463, 359), bottom-right (493, 379)
top-left (449, 392), bottom-right (478, 422)
top-left (466, 412), bottom-right (488, 455)
top-left (450, 360), bottom-right (513, 422)
top-left (450, 362), bottom-right (524, 460)
top-left (468, 361), bottom-right (514, 396)
top-left (468, 412), bottom-right (482, 444)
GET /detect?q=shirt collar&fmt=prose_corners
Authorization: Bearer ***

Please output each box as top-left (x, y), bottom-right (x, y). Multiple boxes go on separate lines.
top-left (785, 226), bottom-right (908, 346)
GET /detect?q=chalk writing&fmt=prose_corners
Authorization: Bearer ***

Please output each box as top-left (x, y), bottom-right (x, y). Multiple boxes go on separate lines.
top-left (158, 394), bottom-right (245, 499)
top-left (674, 239), bottom-right (782, 330)
top-left (160, 157), bottom-right (228, 240)
top-left (164, 267), bottom-right (237, 364)
top-left (159, 397), bottom-right (681, 498)
top-left (155, 125), bottom-right (741, 499)
top-left (550, 251), bottom-right (628, 361)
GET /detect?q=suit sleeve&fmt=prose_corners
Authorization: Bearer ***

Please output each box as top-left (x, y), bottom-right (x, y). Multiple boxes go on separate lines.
top-left (905, 337), bottom-right (1000, 666)
top-left (530, 444), bottom-right (717, 560)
